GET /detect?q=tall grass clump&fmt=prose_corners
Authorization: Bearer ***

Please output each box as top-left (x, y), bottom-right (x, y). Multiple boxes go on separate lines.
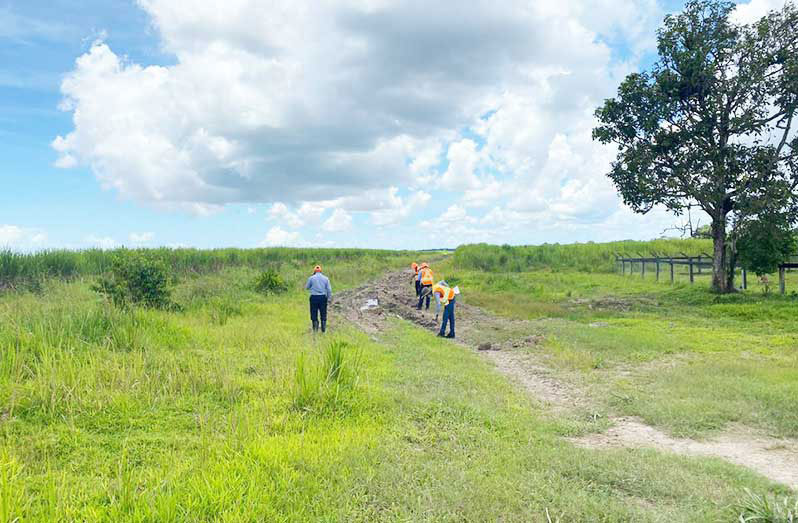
top-left (736, 489), bottom-right (797, 522)
top-left (253, 269), bottom-right (288, 295)
top-left (293, 340), bottom-right (361, 415)
top-left (454, 239), bottom-right (713, 273)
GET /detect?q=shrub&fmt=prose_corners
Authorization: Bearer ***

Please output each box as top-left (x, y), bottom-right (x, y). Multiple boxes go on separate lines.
top-left (254, 270), bottom-right (288, 295)
top-left (737, 216), bottom-right (797, 277)
top-left (93, 252), bottom-right (172, 309)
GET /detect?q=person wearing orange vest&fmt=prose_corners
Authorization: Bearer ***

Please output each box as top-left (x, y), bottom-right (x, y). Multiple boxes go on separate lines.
top-left (432, 281), bottom-right (456, 338)
top-left (416, 263), bottom-right (434, 310)
top-left (411, 262), bottom-right (421, 297)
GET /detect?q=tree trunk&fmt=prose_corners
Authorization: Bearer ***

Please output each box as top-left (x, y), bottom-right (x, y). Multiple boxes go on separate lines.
top-left (711, 214), bottom-right (730, 293)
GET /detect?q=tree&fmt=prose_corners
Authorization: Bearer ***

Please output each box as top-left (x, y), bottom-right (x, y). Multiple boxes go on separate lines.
top-left (593, 0), bottom-right (798, 292)
top-left (736, 212), bottom-right (797, 276)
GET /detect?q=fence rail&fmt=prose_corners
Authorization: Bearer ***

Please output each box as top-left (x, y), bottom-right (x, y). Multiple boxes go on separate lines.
top-left (615, 253), bottom-right (798, 294)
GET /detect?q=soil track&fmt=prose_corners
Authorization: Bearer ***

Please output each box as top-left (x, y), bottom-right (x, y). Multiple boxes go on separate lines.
top-left (332, 267), bottom-right (798, 490)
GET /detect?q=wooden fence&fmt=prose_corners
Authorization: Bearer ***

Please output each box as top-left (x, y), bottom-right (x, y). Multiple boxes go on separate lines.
top-left (615, 253), bottom-right (798, 294)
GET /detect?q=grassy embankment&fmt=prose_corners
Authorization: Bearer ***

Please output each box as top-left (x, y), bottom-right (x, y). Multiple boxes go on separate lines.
top-left (1, 247), bottom-right (788, 521)
top-left (443, 241), bottom-right (798, 439)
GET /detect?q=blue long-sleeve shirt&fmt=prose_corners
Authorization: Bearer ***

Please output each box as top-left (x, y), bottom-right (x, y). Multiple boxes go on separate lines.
top-left (305, 273), bottom-right (332, 299)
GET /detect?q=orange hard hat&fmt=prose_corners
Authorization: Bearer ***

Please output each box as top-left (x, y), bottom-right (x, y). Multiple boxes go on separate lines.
top-left (313, 265), bottom-right (322, 273)
top-left (411, 262), bottom-right (418, 269)
top-left (420, 262), bottom-right (429, 269)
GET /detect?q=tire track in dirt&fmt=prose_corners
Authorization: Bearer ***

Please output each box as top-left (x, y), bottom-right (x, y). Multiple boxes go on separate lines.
top-left (332, 267), bottom-right (798, 490)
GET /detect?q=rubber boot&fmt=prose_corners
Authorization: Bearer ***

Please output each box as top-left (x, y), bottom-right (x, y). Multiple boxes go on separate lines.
top-left (321, 320), bottom-right (327, 333)
top-left (312, 320), bottom-right (319, 332)
top-left (446, 332), bottom-right (455, 339)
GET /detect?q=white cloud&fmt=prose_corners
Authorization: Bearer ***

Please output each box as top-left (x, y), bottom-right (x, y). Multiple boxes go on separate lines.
top-left (261, 226), bottom-right (301, 247)
top-left (129, 232), bottom-right (154, 244)
top-left (322, 208), bottom-right (353, 233)
top-left (0, 225), bottom-right (47, 250)
top-left (732, 0), bottom-right (786, 25)
top-left (85, 235), bottom-right (117, 249)
top-left (439, 139), bottom-right (482, 191)
top-left (268, 202), bottom-right (303, 229)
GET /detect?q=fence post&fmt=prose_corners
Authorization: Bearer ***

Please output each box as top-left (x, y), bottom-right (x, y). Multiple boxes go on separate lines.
top-left (696, 255), bottom-right (702, 274)
top-left (688, 257), bottom-right (694, 284)
top-left (670, 258), bottom-right (674, 283)
top-left (656, 258), bottom-right (660, 281)
top-left (742, 268), bottom-right (747, 290)
top-left (641, 259), bottom-right (646, 279)
top-left (780, 266), bottom-right (786, 294)
top-left (622, 260), bottom-right (626, 275)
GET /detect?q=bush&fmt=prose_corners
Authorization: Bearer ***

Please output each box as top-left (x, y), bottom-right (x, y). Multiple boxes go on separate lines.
top-left (254, 270), bottom-right (288, 295)
top-left (93, 253), bottom-right (172, 309)
top-left (737, 216), bottom-right (797, 277)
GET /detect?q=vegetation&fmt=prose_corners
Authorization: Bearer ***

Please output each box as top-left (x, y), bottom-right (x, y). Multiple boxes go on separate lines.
top-left (253, 269), bottom-right (289, 295)
top-left (594, 0), bottom-right (798, 293)
top-left (453, 238), bottom-right (711, 273)
top-left (0, 247), bottom-right (415, 291)
top-left (737, 216), bottom-right (798, 276)
top-left (92, 252), bottom-right (173, 309)
top-left (443, 240), bottom-right (798, 441)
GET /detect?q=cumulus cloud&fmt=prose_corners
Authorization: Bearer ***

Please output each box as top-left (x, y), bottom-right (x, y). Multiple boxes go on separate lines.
top-left (322, 208), bottom-right (353, 233)
top-left (50, 0), bottom-right (723, 245)
top-left (268, 202), bottom-right (303, 229)
top-left (261, 226), bottom-right (302, 246)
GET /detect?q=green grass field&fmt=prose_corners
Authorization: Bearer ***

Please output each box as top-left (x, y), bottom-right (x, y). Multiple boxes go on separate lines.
top-left (1, 245), bottom-right (796, 521)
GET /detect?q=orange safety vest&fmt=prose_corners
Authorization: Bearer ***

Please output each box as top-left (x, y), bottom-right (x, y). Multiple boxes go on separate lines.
top-left (420, 268), bottom-right (434, 285)
top-left (432, 284), bottom-right (455, 303)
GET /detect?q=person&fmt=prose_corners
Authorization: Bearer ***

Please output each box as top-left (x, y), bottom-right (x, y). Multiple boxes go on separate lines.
top-left (416, 262), bottom-right (434, 310)
top-left (432, 280), bottom-right (456, 338)
top-left (411, 262), bottom-right (421, 297)
top-left (305, 265), bottom-right (332, 333)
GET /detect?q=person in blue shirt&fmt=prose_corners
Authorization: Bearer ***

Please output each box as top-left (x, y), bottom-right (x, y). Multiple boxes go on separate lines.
top-left (305, 265), bottom-right (332, 332)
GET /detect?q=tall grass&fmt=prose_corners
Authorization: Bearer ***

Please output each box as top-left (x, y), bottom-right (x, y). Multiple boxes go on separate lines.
top-left (293, 340), bottom-right (361, 415)
top-left (0, 247), bottom-right (417, 290)
top-left (737, 489), bottom-right (798, 522)
top-left (453, 239), bottom-right (713, 273)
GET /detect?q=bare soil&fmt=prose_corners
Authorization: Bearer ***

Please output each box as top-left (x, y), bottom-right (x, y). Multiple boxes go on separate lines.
top-left (332, 267), bottom-right (798, 490)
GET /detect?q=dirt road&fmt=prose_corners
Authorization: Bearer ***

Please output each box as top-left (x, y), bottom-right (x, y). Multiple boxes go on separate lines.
top-left (332, 267), bottom-right (798, 490)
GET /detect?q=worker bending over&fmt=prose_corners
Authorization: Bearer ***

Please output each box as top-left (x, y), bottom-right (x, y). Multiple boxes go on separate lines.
top-left (433, 281), bottom-right (456, 339)
top-left (411, 262), bottom-right (421, 296)
top-left (305, 265), bottom-right (332, 333)
top-left (416, 263), bottom-right (434, 310)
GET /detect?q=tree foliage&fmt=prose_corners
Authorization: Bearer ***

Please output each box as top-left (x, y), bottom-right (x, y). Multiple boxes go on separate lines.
top-left (594, 0), bottom-right (798, 292)
top-left (736, 214), bottom-right (797, 276)
top-left (93, 252), bottom-right (172, 309)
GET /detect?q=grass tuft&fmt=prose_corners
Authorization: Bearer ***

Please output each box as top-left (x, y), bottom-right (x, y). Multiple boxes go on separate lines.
top-left (737, 489), bottom-right (798, 522)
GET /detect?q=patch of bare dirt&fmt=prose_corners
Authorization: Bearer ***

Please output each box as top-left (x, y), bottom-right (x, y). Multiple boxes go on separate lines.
top-left (333, 267), bottom-right (798, 490)
top-left (570, 418), bottom-right (798, 489)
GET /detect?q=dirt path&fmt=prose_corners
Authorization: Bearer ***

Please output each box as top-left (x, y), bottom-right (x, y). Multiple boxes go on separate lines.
top-left (332, 267), bottom-right (798, 490)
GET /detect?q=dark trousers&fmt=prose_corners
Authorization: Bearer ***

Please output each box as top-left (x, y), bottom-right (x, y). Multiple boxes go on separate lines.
top-left (310, 295), bottom-right (328, 331)
top-left (439, 298), bottom-right (455, 336)
top-left (417, 285), bottom-right (431, 309)
top-left (414, 280), bottom-right (421, 297)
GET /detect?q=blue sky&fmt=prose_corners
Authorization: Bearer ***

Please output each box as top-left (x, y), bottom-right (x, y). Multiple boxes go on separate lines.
top-left (1, 0), bottom-right (778, 250)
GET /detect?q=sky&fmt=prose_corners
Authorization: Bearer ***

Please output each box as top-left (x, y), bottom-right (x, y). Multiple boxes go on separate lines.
top-left (0, 0), bottom-right (787, 250)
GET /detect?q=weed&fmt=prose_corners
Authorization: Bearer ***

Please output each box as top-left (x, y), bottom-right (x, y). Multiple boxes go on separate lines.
top-left (293, 340), bottom-right (361, 415)
top-left (93, 252), bottom-right (172, 309)
top-left (737, 489), bottom-right (798, 522)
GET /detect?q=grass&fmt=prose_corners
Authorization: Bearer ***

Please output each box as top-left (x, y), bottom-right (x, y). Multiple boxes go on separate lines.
top-left (438, 244), bottom-right (798, 440)
top-left (1, 245), bottom-right (795, 520)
